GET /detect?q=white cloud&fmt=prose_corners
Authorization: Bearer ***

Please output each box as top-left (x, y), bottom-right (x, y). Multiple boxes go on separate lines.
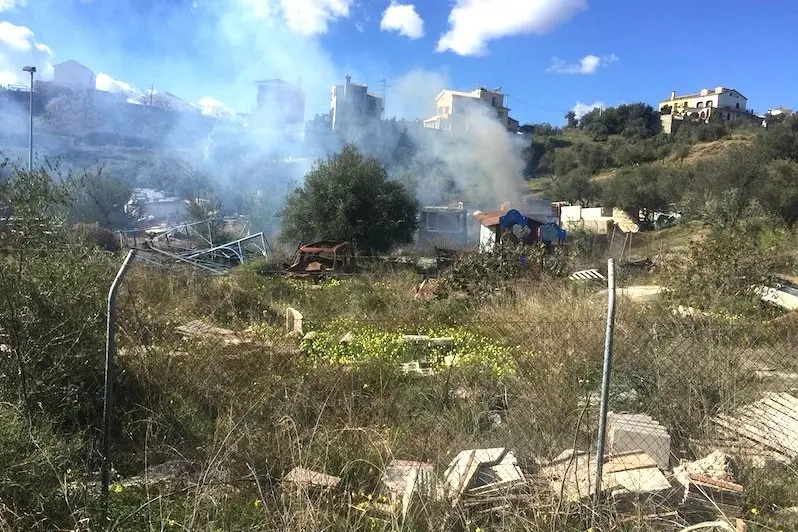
top-left (548, 53), bottom-right (618, 74)
top-left (437, 0), bottom-right (588, 56)
top-left (0, 0), bottom-right (27, 12)
top-left (572, 100), bottom-right (603, 118)
top-left (239, 0), bottom-right (353, 36)
top-left (0, 22), bottom-right (53, 86)
top-left (380, 2), bottom-right (424, 39)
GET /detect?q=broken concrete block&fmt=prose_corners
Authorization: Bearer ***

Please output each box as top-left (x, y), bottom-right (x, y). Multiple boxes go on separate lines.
top-left (674, 451), bottom-right (736, 484)
top-left (608, 412), bottom-right (671, 470)
top-left (443, 448), bottom-right (527, 513)
top-left (398, 360), bottom-right (434, 376)
top-left (283, 467), bottom-right (341, 490)
top-left (380, 460), bottom-right (437, 521)
top-left (540, 450), bottom-right (670, 503)
top-left (469, 451), bottom-right (525, 493)
top-left (285, 307), bottom-right (303, 335)
top-left (443, 448), bottom-right (510, 504)
top-left (339, 331), bottom-right (354, 344)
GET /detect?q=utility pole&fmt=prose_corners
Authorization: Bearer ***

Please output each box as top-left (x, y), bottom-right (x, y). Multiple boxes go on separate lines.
top-left (22, 66), bottom-right (36, 171)
top-left (149, 85), bottom-right (154, 106)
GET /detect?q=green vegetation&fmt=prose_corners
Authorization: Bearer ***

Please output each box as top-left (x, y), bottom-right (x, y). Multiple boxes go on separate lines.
top-left (281, 144), bottom-right (419, 253)
top-left (3, 105), bottom-right (798, 530)
top-left (526, 108), bottom-right (798, 235)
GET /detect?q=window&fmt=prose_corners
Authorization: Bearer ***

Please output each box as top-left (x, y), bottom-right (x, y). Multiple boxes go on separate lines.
top-left (697, 102), bottom-right (704, 108)
top-left (706, 101), bottom-right (713, 108)
top-left (727, 112), bottom-right (731, 120)
top-left (736, 103), bottom-right (740, 109)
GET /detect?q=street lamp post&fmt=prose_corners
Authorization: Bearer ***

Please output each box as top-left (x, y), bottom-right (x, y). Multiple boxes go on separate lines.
top-left (22, 66), bottom-right (36, 171)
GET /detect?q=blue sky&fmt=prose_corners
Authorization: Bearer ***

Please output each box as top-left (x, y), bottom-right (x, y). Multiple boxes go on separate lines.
top-left (1, 0), bottom-right (797, 124)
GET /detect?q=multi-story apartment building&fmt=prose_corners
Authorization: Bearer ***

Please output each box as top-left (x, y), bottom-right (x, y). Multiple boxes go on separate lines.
top-left (423, 87), bottom-right (519, 133)
top-left (329, 75), bottom-right (383, 132)
top-left (252, 79), bottom-right (306, 130)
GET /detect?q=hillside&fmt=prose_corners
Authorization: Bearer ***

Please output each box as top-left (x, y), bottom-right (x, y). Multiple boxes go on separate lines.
top-left (520, 103), bottom-right (778, 222)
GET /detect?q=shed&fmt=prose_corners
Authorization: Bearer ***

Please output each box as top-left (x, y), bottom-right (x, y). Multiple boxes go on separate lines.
top-left (472, 209), bottom-right (562, 252)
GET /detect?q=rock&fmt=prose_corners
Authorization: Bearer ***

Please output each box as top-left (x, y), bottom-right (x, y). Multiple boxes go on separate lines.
top-left (339, 331), bottom-right (354, 344)
top-left (302, 331), bottom-right (318, 341)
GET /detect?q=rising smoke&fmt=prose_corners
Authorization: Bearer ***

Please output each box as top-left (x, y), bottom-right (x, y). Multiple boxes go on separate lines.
top-left (0, 0), bottom-right (529, 234)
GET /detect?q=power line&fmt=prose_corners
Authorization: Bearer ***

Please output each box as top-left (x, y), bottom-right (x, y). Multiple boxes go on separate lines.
top-left (505, 95), bottom-right (570, 114)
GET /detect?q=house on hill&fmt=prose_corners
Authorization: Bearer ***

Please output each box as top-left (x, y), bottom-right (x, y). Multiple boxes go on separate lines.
top-left (53, 60), bottom-right (97, 91)
top-left (423, 87), bottom-right (519, 134)
top-left (658, 86), bottom-right (760, 134)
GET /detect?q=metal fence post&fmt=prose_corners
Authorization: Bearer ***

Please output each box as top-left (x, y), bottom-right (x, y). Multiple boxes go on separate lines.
top-left (100, 249), bottom-right (137, 520)
top-left (593, 258), bottom-right (616, 506)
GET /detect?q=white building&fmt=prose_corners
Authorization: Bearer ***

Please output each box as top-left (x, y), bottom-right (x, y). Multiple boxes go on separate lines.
top-left (423, 87), bottom-right (519, 133)
top-left (53, 60), bottom-right (97, 91)
top-left (658, 86), bottom-right (759, 133)
top-left (126, 189), bottom-right (187, 224)
top-left (767, 107), bottom-right (793, 117)
top-left (330, 75), bottom-right (383, 132)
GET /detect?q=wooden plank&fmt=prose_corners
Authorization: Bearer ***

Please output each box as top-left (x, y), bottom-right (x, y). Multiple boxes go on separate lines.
top-left (284, 467), bottom-right (341, 489)
top-left (688, 473), bottom-right (743, 493)
top-left (762, 394), bottom-right (798, 424)
top-left (733, 406), bottom-right (798, 456)
top-left (712, 415), bottom-right (793, 459)
top-left (603, 451), bottom-right (658, 474)
top-left (611, 467), bottom-right (671, 493)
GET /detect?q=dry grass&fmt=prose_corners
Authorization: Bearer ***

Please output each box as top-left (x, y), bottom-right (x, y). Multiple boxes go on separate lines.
top-left (5, 248), bottom-right (798, 530)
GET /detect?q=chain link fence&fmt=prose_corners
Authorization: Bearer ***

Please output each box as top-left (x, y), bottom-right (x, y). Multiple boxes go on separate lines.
top-left (101, 258), bottom-right (798, 531)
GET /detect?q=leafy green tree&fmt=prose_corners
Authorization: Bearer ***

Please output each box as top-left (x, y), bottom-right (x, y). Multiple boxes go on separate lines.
top-left (602, 164), bottom-right (683, 221)
top-left (553, 148), bottom-right (579, 176)
top-left (683, 147), bottom-right (767, 222)
top-left (281, 144), bottom-right (419, 253)
top-left (573, 142), bottom-right (610, 175)
top-left (545, 170), bottom-right (601, 207)
top-left (579, 103), bottom-right (661, 139)
top-left (565, 111), bottom-right (578, 128)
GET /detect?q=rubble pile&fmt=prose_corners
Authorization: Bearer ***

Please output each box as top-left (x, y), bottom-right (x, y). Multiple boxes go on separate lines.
top-left (276, 394), bottom-right (798, 527)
